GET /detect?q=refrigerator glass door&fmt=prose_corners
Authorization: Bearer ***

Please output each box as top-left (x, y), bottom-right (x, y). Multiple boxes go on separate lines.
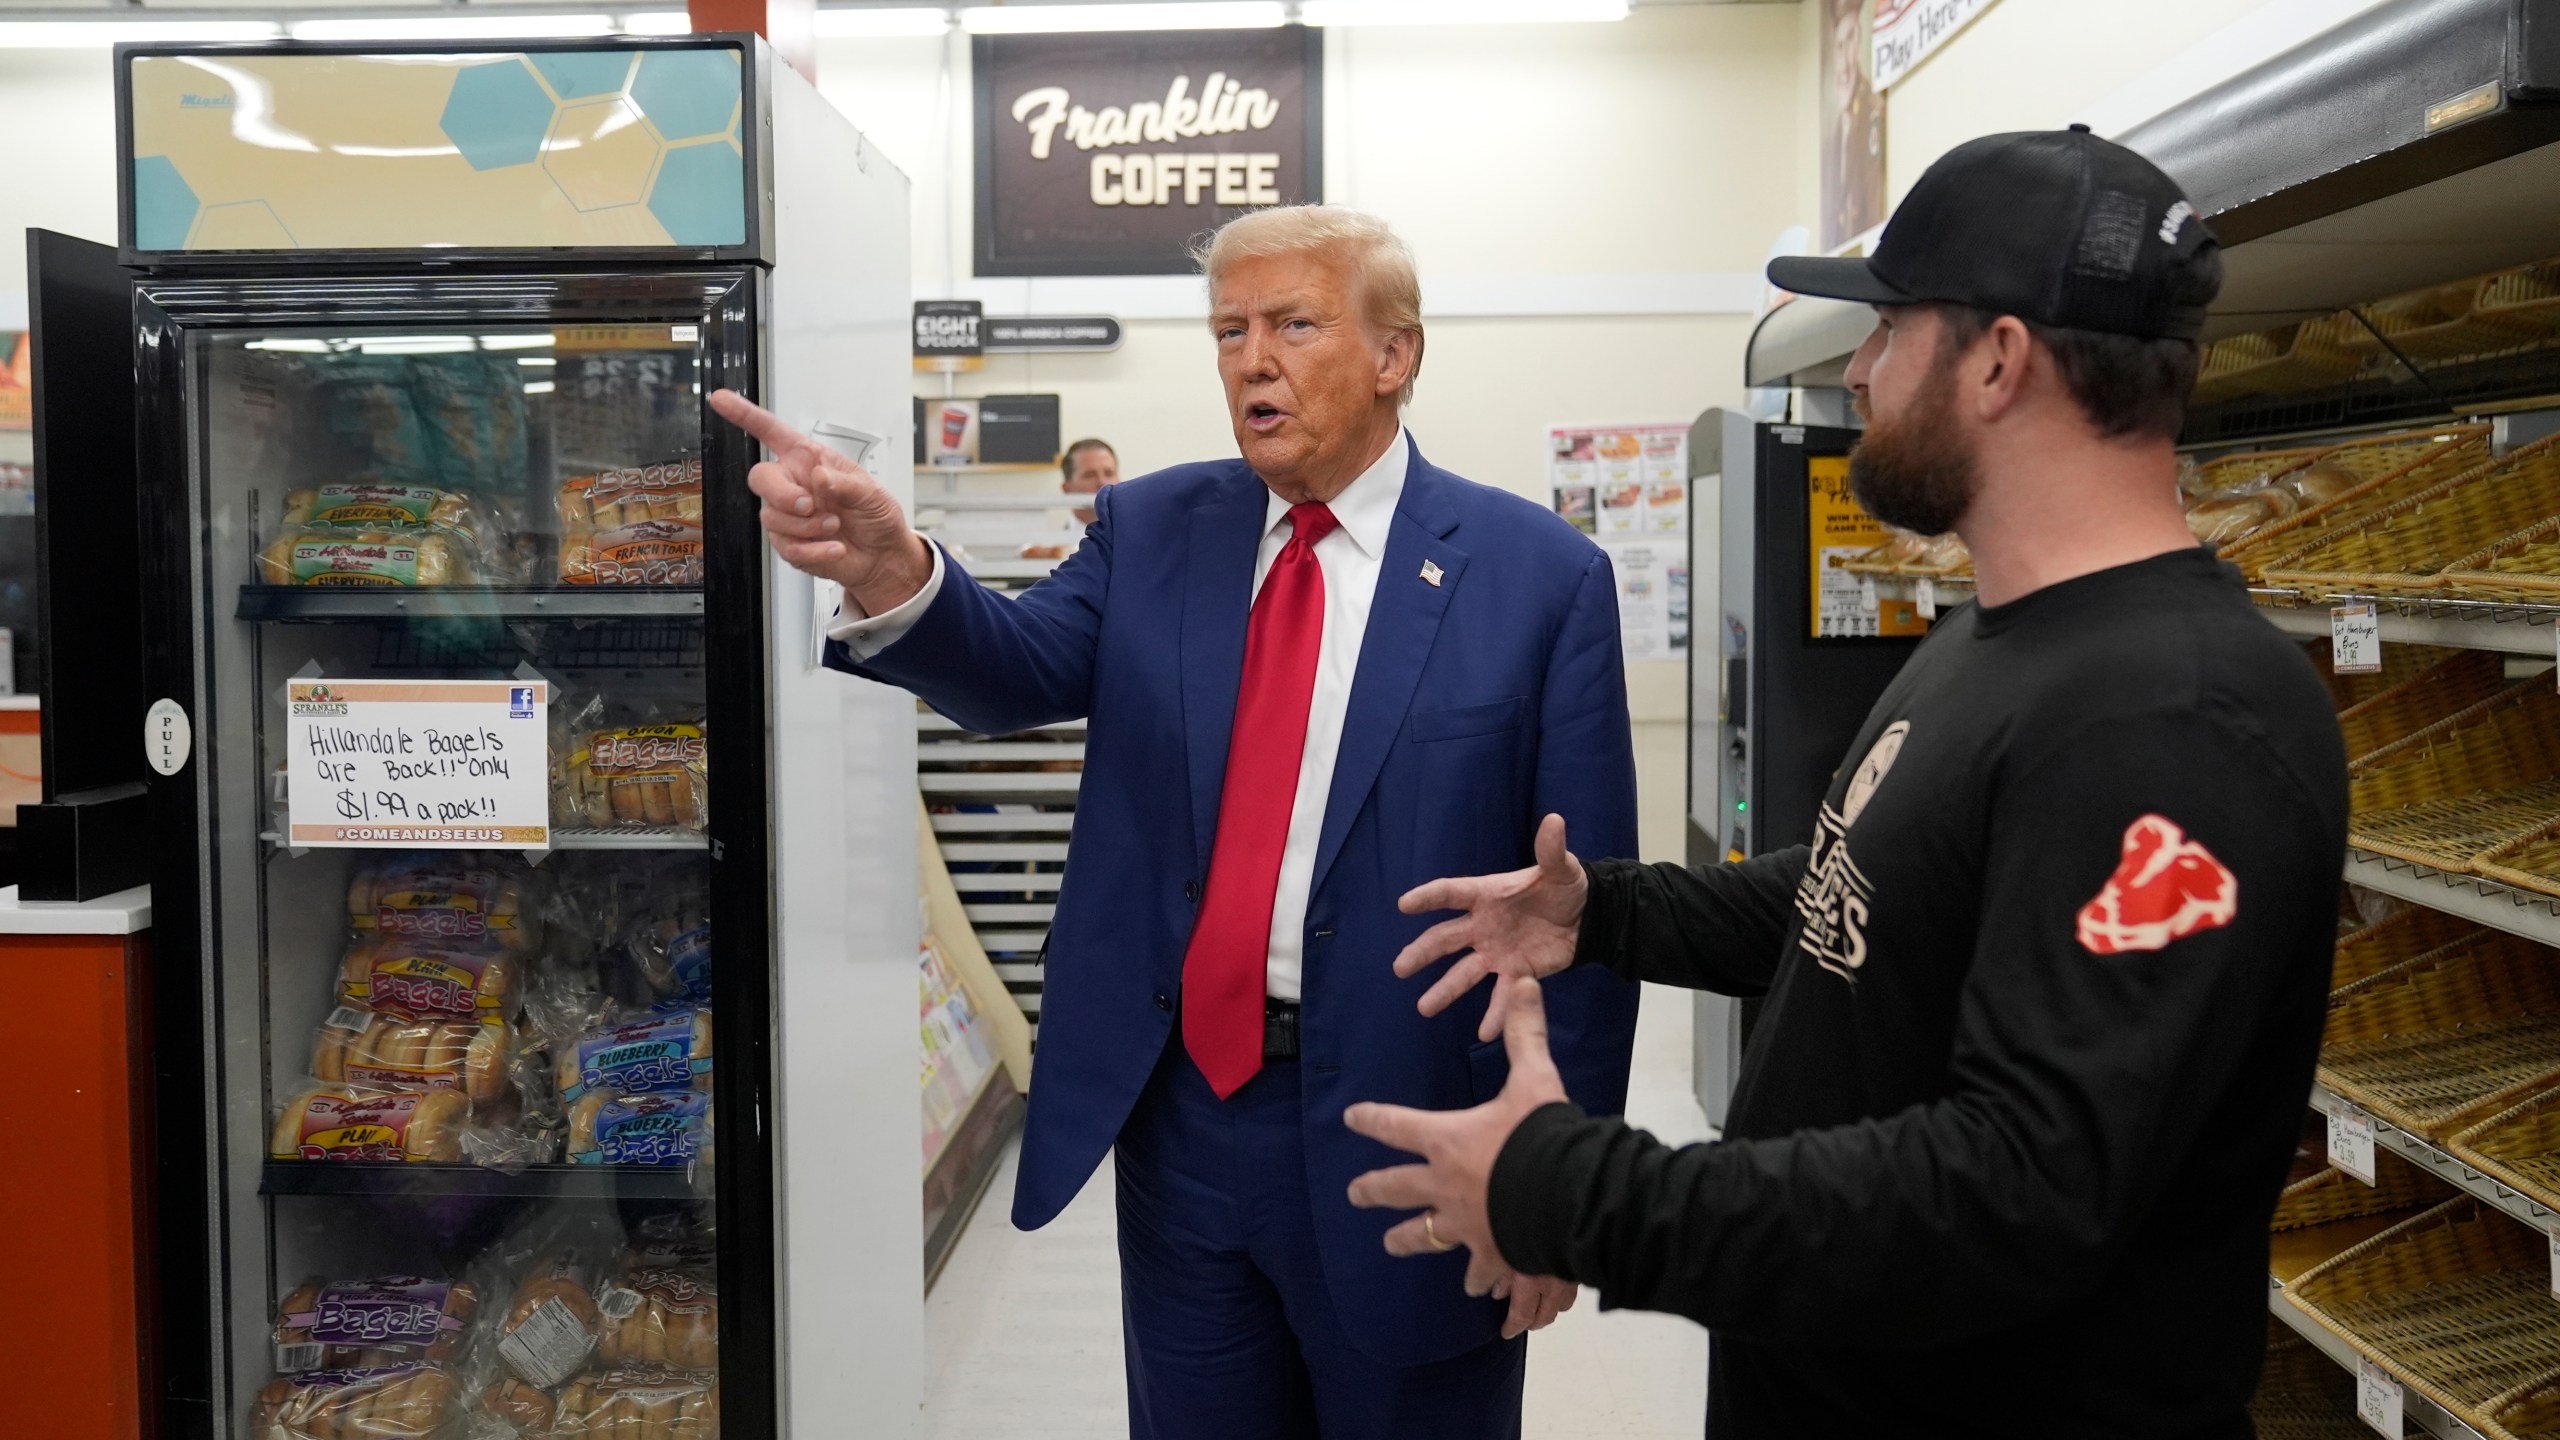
top-left (141, 273), bottom-right (767, 1438)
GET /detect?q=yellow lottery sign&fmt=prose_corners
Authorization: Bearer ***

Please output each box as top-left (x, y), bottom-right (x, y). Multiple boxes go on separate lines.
top-left (1807, 456), bottom-right (1928, 639)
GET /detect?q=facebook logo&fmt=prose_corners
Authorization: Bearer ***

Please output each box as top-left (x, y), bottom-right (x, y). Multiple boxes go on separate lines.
top-left (510, 686), bottom-right (536, 719)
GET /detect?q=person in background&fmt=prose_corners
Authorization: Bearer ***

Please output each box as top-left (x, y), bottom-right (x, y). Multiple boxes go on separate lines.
top-left (1063, 436), bottom-right (1120, 524)
top-left (1343, 129), bottom-right (2349, 1438)
top-left (712, 204), bottom-right (1640, 1440)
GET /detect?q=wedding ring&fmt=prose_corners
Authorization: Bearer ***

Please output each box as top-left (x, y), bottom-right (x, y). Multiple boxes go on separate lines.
top-left (1423, 1212), bottom-right (1459, 1252)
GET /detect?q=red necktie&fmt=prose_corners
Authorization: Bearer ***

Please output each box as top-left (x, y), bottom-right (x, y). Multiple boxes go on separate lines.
top-left (1182, 501), bottom-right (1341, 1099)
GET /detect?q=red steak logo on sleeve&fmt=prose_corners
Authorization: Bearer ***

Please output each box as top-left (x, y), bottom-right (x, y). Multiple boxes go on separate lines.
top-left (2075, 815), bottom-right (2238, 955)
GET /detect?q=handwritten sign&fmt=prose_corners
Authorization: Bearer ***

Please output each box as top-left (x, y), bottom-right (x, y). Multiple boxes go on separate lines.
top-left (286, 679), bottom-right (549, 849)
top-left (2328, 1108), bottom-right (2378, 1186)
top-left (2355, 1355), bottom-right (2402, 1435)
top-left (2331, 603), bottom-right (2381, 674)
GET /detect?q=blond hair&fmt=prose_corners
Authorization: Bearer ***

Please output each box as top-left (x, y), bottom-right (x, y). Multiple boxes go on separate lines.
top-left (1193, 205), bottom-right (1425, 405)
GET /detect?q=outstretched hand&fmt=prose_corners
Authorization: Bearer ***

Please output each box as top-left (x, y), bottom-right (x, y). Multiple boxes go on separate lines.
top-left (1345, 977), bottom-right (1573, 1309)
top-left (707, 388), bottom-right (934, 614)
top-left (1395, 814), bottom-right (1589, 1041)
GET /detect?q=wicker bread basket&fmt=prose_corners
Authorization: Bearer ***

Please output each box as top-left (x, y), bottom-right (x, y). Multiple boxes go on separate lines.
top-left (2483, 1366), bottom-right (2560, 1440)
top-left (2282, 1196), bottom-right (2560, 1425)
top-left (2448, 1083), bottom-right (2560, 1218)
top-left (2330, 906), bottom-right (2486, 993)
top-left (2476, 262), bottom-right (2560, 344)
top-left (2250, 1327), bottom-right (2375, 1440)
top-left (2227, 426), bottom-right (2495, 581)
top-left (2260, 432), bottom-right (2560, 600)
top-left (2318, 928), bottom-right (2560, 1137)
top-left (2436, 510), bottom-right (2560, 603)
top-left (2478, 817), bottom-right (2560, 901)
top-left (2348, 678), bottom-right (2560, 872)
top-left (2316, 641), bottom-right (2463, 712)
top-left (2191, 315), bottom-right (2375, 408)
top-left (2334, 648), bottom-right (2507, 764)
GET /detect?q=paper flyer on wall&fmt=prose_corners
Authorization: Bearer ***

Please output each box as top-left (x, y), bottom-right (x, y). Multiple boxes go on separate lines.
top-left (1548, 423), bottom-right (1690, 660)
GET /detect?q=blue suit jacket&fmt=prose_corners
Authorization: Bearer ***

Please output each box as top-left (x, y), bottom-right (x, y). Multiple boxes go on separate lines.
top-left (832, 441), bottom-right (1640, 1365)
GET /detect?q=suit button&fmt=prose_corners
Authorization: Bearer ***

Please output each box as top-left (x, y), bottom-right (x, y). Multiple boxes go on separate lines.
top-left (1313, 928), bottom-right (1336, 941)
top-left (1183, 880), bottom-right (1202, 902)
top-left (1153, 992), bottom-right (1172, 1012)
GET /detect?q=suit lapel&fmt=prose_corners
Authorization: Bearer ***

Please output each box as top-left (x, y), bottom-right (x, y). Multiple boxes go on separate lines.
top-left (1180, 468), bottom-right (1274, 870)
top-left (1310, 447), bottom-right (1467, 894)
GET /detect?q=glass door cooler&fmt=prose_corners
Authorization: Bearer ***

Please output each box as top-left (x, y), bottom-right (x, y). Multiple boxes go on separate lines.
top-left (57, 35), bottom-right (921, 1439)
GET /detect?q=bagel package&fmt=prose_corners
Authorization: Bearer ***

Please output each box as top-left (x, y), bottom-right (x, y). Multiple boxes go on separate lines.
top-left (597, 1264), bottom-right (719, 1370)
top-left (551, 1366), bottom-right (720, 1440)
top-left (557, 721), bottom-right (709, 832)
top-left (269, 1085), bottom-right (468, 1163)
top-left (557, 1009), bottom-right (713, 1103)
top-left (568, 1091), bottom-right (714, 1167)
top-left (348, 856), bottom-right (543, 957)
top-left (558, 461), bottom-right (705, 586)
top-left (257, 529), bottom-right (477, 588)
top-left (273, 1276), bottom-right (478, 1373)
top-left (497, 1256), bottom-right (606, 1389)
top-left (250, 1363), bottom-right (457, 1440)
top-left (282, 483), bottom-right (493, 546)
top-left (312, 1010), bottom-right (508, 1105)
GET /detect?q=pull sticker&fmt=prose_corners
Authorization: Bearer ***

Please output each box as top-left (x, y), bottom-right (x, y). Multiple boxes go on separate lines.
top-left (146, 697), bottom-right (191, 777)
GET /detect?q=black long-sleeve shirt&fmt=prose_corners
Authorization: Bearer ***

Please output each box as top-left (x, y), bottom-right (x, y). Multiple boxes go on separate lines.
top-left (1487, 549), bottom-right (2347, 1438)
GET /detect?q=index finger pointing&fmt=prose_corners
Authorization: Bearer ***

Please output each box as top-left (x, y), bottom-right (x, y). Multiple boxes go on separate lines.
top-left (709, 388), bottom-right (818, 456)
top-left (1344, 1101), bottom-right (1440, 1157)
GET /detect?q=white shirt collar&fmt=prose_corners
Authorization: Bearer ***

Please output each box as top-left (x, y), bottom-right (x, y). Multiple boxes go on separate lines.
top-left (1261, 427), bottom-right (1410, 559)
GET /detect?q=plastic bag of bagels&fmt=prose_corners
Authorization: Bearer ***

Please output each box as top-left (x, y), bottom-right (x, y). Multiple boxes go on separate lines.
top-left (249, 1362), bottom-right (459, 1440)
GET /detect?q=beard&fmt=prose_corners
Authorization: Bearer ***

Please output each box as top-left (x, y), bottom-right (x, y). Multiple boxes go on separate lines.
top-left (1848, 359), bottom-right (1980, 538)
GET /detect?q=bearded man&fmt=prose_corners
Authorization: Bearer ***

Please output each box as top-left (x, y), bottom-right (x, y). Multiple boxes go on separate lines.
top-left (714, 204), bottom-right (1639, 1439)
top-left (1340, 129), bottom-right (2351, 1438)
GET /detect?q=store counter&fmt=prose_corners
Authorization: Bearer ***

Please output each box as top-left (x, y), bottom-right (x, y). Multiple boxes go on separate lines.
top-left (0, 882), bottom-right (150, 1440)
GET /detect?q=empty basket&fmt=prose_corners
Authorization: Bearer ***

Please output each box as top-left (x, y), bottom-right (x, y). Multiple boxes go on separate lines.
top-left (2283, 1196), bottom-right (2560, 1425)
top-left (2348, 677), bottom-right (2560, 873)
top-left (2318, 928), bottom-right (2560, 1137)
top-left (2260, 432), bottom-right (2560, 601)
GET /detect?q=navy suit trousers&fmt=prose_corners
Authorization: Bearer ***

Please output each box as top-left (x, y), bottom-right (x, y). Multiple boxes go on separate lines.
top-left (1115, 1034), bottom-right (1527, 1440)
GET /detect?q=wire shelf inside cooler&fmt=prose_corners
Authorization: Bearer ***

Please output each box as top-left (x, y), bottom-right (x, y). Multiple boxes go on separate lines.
top-left (259, 826), bottom-right (708, 851)
top-left (261, 1160), bottom-right (707, 1202)
top-left (361, 618), bottom-right (707, 672)
top-left (236, 585), bottom-right (705, 623)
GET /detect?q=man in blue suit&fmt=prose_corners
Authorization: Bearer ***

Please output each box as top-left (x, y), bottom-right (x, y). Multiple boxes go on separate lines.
top-left (712, 204), bottom-right (1638, 1438)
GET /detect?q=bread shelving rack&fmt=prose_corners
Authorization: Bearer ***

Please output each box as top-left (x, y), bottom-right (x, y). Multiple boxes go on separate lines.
top-left (2266, 1278), bottom-right (2492, 1440)
top-left (2257, 592), bottom-right (2560, 657)
top-left (2346, 849), bottom-right (2560, 947)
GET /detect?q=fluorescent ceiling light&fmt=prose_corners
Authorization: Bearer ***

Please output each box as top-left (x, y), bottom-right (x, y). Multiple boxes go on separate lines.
top-left (960, 4), bottom-right (1284, 33)
top-left (1299, 0), bottom-right (1628, 23)
top-left (814, 6), bottom-right (953, 36)
top-left (478, 333), bottom-right (558, 350)
top-left (356, 336), bottom-right (478, 354)
top-left (289, 14), bottom-right (616, 41)
top-left (620, 11), bottom-right (695, 34)
top-left (0, 20), bottom-right (281, 47)
top-left (524, 381), bottom-right (557, 395)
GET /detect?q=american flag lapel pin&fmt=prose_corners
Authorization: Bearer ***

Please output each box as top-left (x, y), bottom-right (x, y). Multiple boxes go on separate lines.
top-left (1420, 559), bottom-right (1444, 588)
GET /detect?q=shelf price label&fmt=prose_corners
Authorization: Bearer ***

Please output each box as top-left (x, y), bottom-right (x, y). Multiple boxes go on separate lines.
top-left (286, 679), bottom-right (549, 850)
top-left (2328, 1108), bottom-right (2378, 1187)
top-left (2355, 1356), bottom-right (2403, 1436)
top-left (2331, 603), bottom-right (2382, 674)
top-left (2548, 1230), bottom-right (2560, 1301)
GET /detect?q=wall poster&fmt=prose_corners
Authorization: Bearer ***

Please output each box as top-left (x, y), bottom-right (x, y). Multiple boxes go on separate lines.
top-left (973, 27), bottom-right (1324, 277)
top-left (1821, 0), bottom-right (1887, 251)
top-left (1548, 423), bottom-right (1690, 661)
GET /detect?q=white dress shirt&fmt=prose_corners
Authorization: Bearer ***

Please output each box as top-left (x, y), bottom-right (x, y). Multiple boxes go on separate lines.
top-left (829, 429), bottom-right (1412, 1002)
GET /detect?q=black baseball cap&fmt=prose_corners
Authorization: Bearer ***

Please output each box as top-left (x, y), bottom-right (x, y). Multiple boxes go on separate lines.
top-left (1769, 126), bottom-right (2220, 341)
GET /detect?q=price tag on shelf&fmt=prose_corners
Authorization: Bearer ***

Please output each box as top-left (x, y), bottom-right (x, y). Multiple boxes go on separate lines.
top-left (2331, 603), bottom-right (2382, 674)
top-left (2548, 1230), bottom-right (2560, 1300)
top-left (1915, 577), bottom-right (1939, 621)
top-left (2328, 1108), bottom-right (2378, 1186)
top-left (285, 679), bottom-right (550, 850)
top-left (2355, 1356), bottom-right (2403, 1436)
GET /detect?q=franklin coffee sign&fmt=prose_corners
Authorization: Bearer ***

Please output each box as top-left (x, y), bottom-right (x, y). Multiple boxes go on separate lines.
top-left (974, 27), bottom-right (1324, 277)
